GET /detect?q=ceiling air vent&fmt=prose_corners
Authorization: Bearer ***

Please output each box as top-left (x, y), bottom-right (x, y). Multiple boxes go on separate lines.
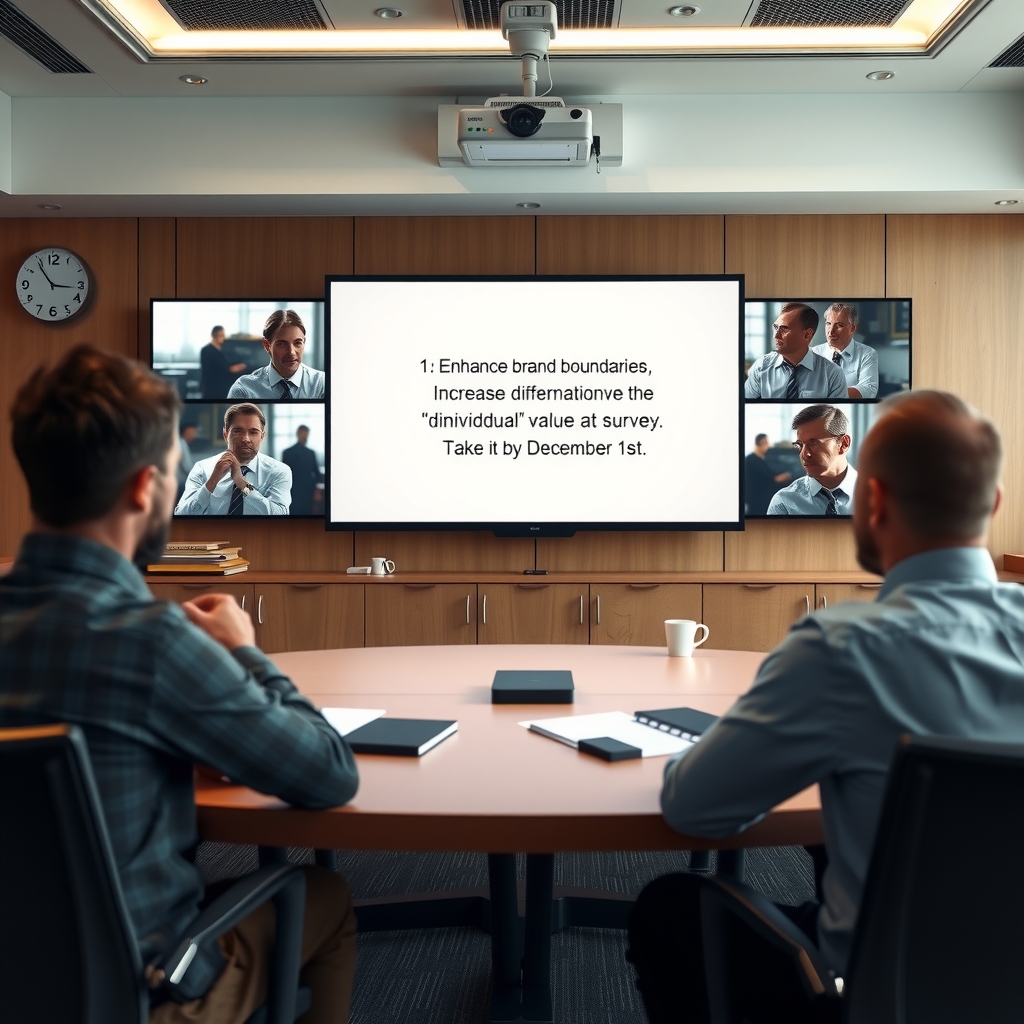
top-left (988, 33), bottom-right (1024, 67)
top-left (748, 0), bottom-right (912, 27)
top-left (0, 0), bottom-right (90, 72)
top-left (160, 0), bottom-right (328, 31)
top-left (461, 0), bottom-right (616, 30)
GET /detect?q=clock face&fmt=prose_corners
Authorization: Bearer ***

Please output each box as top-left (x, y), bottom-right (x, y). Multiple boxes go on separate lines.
top-left (17, 248), bottom-right (91, 322)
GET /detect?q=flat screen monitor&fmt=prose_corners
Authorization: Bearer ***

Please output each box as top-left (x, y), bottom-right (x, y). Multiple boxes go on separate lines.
top-left (742, 298), bottom-right (911, 520)
top-left (326, 275), bottom-right (744, 535)
top-left (151, 299), bottom-right (326, 519)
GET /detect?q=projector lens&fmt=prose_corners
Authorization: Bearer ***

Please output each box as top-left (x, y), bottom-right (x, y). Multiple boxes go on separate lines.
top-left (501, 104), bottom-right (546, 138)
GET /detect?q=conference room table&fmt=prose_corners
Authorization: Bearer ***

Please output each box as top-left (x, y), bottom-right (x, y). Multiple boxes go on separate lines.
top-left (195, 644), bottom-right (822, 1023)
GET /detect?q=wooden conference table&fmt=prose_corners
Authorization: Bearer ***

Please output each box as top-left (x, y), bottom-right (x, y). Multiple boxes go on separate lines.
top-left (196, 645), bottom-right (822, 1023)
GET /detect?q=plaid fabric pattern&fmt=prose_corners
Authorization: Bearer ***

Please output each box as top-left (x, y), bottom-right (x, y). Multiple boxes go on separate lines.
top-left (0, 534), bottom-right (358, 970)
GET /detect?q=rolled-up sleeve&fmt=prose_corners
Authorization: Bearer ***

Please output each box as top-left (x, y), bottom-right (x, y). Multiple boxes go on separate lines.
top-left (175, 463), bottom-right (213, 515)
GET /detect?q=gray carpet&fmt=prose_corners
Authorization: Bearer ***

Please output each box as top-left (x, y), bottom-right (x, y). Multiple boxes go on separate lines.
top-left (196, 843), bottom-right (815, 1023)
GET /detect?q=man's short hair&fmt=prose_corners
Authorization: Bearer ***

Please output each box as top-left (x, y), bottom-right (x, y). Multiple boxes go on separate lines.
top-left (825, 302), bottom-right (858, 327)
top-left (780, 302), bottom-right (819, 335)
top-left (263, 309), bottom-right (306, 341)
top-left (792, 404), bottom-right (850, 437)
top-left (754, 433), bottom-right (768, 445)
top-left (211, 325), bottom-right (224, 336)
top-left (297, 424), bottom-right (310, 433)
top-left (224, 403), bottom-right (266, 430)
top-left (870, 391), bottom-right (1001, 540)
top-left (11, 345), bottom-right (181, 528)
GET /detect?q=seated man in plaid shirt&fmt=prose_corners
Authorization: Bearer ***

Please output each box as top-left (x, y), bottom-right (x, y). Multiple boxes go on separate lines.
top-left (0, 345), bottom-right (360, 1024)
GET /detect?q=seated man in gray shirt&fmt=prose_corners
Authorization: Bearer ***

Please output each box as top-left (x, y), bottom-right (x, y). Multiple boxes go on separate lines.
top-left (626, 390), bottom-right (1024, 1024)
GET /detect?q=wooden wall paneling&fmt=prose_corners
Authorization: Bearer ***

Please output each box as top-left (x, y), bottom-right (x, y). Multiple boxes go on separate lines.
top-left (354, 531), bottom-right (534, 572)
top-left (538, 532), bottom-right (723, 572)
top-left (167, 518), bottom-right (354, 572)
top-left (887, 215), bottom-right (1024, 566)
top-left (536, 216), bottom-right (724, 276)
top-left (137, 218), bottom-right (175, 363)
top-left (0, 219), bottom-right (139, 555)
top-left (726, 519), bottom-right (860, 572)
top-left (354, 217), bottom-right (535, 275)
top-left (725, 215), bottom-right (886, 298)
top-left (176, 218), bottom-right (354, 296)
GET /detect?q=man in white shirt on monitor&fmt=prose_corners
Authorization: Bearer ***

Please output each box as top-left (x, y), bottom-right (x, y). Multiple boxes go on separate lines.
top-left (812, 302), bottom-right (879, 399)
top-left (768, 404), bottom-right (857, 516)
top-left (227, 309), bottom-right (326, 401)
top-left (176, 403), bottom-right (292, 516)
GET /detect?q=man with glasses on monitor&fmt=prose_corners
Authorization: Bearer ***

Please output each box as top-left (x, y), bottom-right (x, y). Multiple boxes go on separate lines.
top-left (767, 404), bottom-right (856, 516)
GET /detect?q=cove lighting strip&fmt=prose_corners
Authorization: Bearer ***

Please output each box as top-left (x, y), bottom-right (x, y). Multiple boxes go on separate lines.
top-left (79, 0), bottom-right (975, 59)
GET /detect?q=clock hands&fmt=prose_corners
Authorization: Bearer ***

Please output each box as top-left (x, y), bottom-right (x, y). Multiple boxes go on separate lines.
top-left (35, 256), bottom-right (74, 288)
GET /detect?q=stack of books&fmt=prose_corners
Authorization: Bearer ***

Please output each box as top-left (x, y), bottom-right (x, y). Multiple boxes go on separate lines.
top-left (147, 541), bottom-right (250, 576)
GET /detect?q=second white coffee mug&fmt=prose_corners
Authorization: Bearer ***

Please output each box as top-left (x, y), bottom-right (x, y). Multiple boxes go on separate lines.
top-left (371, 557), bottom-right (395, 576)
top-left (665, 619), bottom-right (710, 657)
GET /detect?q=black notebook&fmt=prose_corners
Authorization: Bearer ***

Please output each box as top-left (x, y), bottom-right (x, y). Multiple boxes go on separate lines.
top-left (344, 718), bottom-right (458, 757)
top-left (633, 707), bottom-right (719, 740)
top-left (492, 670), bottom-right (574, 704)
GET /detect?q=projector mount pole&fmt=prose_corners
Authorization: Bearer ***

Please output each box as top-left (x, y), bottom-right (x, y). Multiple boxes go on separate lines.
top-left (500, 2), bottom-right (557, 99)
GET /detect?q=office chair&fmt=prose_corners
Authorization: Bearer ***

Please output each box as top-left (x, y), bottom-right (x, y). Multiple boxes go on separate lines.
top-left (0, 723), bottom-right (310, 1024)
top-left (699, 733), bottom-right (1024, 1023)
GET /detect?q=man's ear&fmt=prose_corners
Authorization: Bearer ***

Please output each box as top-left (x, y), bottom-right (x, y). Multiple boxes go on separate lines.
top-left (867, 476), bottom-right (888, 530)
top-left (128, 464), bottom-right (158, 514)
top-left (992, 484), bottom-right (1004, 518)
top-left (262, 338), bottom-right (272, 356)
top-left (838, 433), bottom-right (852, 455)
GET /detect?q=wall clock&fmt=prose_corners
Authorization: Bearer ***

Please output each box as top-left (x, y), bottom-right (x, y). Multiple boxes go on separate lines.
top-left (16, 248), bottom-right (92, 322)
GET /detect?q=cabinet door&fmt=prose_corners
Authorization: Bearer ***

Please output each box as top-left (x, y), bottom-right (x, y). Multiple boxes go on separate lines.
top-left (148, 580), bottom-right (254, 612)
top-left (816, 582), bottom-right (883, 610)
top-left (591, 584), bottom-right (703, 646)
top-left (253, 584), bottom-right (364, 655)
top-left (702, 584), bottom-right (812, 652)
top-left (478, 584), bottom-right (589, 645)
top-left (365, 584), bottom-right (476, 647)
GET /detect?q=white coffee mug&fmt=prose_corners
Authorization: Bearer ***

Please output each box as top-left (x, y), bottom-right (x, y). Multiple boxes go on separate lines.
top-left (371, 557), bottom-right (395, 576)
top-left (665, 619), bottom-right (710, 657)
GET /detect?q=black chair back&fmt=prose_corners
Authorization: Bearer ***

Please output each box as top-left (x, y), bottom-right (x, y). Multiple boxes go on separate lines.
top-left (0, 724), bottom-right (147, 1024)
top-left (845, 734), bottom-right (1024, 1024)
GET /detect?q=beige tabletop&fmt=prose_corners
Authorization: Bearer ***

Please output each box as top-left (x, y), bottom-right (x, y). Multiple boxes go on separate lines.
top-left (196, 645), bottom-right (823, 853)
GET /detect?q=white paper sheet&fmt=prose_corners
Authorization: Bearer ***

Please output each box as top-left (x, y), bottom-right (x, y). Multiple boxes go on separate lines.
top-left (321, 707), bottom-right (387, 736)
top-left (519, 711), bottom-right (693, 758)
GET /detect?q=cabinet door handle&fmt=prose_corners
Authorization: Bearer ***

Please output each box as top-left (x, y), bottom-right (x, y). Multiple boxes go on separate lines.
top-left (628, 583), bottom-right (659, 591)
top-left (291, 584), bottom-right (322, 591)
top-left (240, 594), bottom-right (247, 612)
top-left (821, 595), bottom-right (828, 609)
top-left (858, 583), bottom-right (883, 589)
top-left (743, 584), bottom-right (777, 590)
top-left (404, 584), bottom-right (436, 590)
top-left (804, 595), bottom-right (810, 616)
top-left (595, 594), bottom-right (601, 625)
top-left (257, 594), bottom-right (264, 625)
top-left (182, 583), bottom-right (212, 590)
top-left (518, 583), bottom-right (549, 590)
top-left (579, 594), bottom-right (585, 626)
top-left (482, 594), bottom-right (487, 625)
top-left (466, 594), bottom-right (471, 625)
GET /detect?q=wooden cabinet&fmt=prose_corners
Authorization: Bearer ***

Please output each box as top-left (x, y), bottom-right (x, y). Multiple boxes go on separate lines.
top-left (590, 584), bottom-right (703, 646)
top-left (702, 583), bottom-right (812, 652)
top-left (815, 583), bottom-right (883, 610)
top-left (252, 584), bottom-right (364, 655)
top-left (148, 580), bottom-right (254, 610)
top-left (478, 584), bottom-right (589, 645)
top-left (365, 584), bottom-right (477, 647)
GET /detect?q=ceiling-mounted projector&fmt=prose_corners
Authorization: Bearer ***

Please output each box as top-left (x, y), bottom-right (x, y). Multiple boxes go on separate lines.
top-left (437, 1), bottom-right (622, 170)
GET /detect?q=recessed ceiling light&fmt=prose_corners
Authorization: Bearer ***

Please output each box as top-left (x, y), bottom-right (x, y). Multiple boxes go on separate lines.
top-left (669, 5), bottom-right (700, 15)
top-left (179, 75), bottom-right (208, 85)
top-left (866, 70), bottom-right (895, 80)
top-left (374, 7), bottom-right (405, 17)
top-left (37, 203), bottom-right (62, 211)
top-left (517, 202), bottom-right (541, 209)
top-left (994, 199), bottom-right (1019, 206)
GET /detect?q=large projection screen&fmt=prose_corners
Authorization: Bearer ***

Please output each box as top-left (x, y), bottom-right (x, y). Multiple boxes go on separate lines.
top-left (327, 276), bottom-right (744, 534)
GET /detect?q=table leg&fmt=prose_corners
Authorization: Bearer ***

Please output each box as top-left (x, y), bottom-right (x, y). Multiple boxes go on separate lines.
top-left (314, 849), bottom-right (338, 870)
top-left (488, 853), bottom-right (522, 1023)
top-left (716, 849), bottom-right (746, 880)
top-left (521, 854), bottom-right (554, 1023)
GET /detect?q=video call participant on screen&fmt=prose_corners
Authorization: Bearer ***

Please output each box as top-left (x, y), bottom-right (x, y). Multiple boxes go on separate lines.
top-left (176, 403), bottom-right (292, 516)
top-left (200, 325), bottom-right (248, 399)
top-left (745, 433), bottom-right (792, 516)
top-left (0, 345), bottom-right (359, 1024)
top-left (812, 303), bottom-right (879, 399)
top-left (744, 303), bottom-right (847, 401)
top-left (627, 390), bottom-right (1024, 1024)
top-left (768, 405), bottom-right (856, 516)
top-left (228, 309), bottom-right (325, 400)
top-left (282, 424), bottom-right (323, 516)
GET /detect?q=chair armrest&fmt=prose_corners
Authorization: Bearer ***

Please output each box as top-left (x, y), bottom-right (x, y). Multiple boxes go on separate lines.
top-left (159, 865), bottom-right (304, 993)
top-left (700, 876), bottom-right (839, 999)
